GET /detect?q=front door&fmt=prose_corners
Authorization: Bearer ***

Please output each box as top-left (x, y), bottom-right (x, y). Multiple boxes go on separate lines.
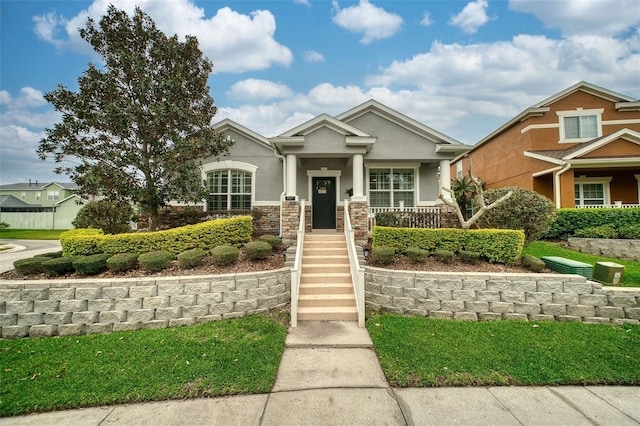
top-left (312, 177), bottom-right (336, 229)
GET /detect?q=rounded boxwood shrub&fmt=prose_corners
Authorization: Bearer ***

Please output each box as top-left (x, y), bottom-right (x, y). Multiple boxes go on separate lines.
top-left (13, 257), bottom-right (46, 275)
top-left (406, 247), bottom-right (429, 264)
top-left (36, 251), bottom-right (63, 259)
top-left (258, 234), bottom-right (283, 250)
top-left (177, 248), bottom-right (207, 268)
top-left (73, 253), bottom-right (111, 276)
top-left (107, 253), bottom-right (139, 272)
top-left (244, 241), bottom-right (272, 261)
top-left (433, 249), bottom-right (455, 264)
top-left (138, 250), bottom-right (174, 272)
top-left (459, 250), bottom-right (480, 265)
top-left (371, 246), bottom-right (395, 265)
top-left (211, 245), bottom-right (239, 266)
top-left (42, 257), bottom-right (75, 276)
top-left (521, 254), bottom-right (546, 272)
top-left (574, 224), bottom-right (618, 239)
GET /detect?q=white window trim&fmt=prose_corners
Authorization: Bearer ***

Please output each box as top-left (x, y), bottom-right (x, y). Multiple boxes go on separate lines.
top-left (365, 163), bottom-right (420, 208)
top-left (201, 160), bottom-right (257, 210)
top-left (307, 169), bottom-right (342, 206)
top-left (635, 174), bottom-right (640, 203)
top-left (47, 190), bottom-right (60, 201)
top-left (455, 161), bottom-right (463, 179)
top-left (35, 192), bottom-right (41, 201)
top-left (574, 176), bottom-right (612, 206)
top-left (556, 108), bottom-right (604, 143)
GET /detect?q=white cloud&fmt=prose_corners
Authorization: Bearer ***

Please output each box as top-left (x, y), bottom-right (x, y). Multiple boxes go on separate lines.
top-left (332, 0), bottom-right (403, 44)
top-left (226, 79), bottom-right (293, 102)
top-left (293, 0), bottom-right (311, 7)
top-left (420, 12), bottom-right (434, 27)
top-left (304, 50), bottom-right (325, 63)
top-left (449, 0), bottom-right (490, 34)
top-left (33, 0), bottom-right (293, 73)
top-left (510, 0), bottom-right (640, 36)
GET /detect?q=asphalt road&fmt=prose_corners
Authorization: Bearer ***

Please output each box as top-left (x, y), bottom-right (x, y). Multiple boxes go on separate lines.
top-left (0, 239), bottom-right (62, 274)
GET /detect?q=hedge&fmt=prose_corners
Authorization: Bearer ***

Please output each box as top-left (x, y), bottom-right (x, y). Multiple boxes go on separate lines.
top-left (543, 208), bottom-right (640, 240)
top-left (61, 216), bottom-right (252, 256)
top-left (372, 226), bottom-right (525, 264)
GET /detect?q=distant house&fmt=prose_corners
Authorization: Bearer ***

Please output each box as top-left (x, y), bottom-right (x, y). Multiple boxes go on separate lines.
top-left (201, 100), bottom-right (469, 237)
top-left (451, 82), bottom-right (640, 208)
top-left (0, 182), bottom-right (88, 229)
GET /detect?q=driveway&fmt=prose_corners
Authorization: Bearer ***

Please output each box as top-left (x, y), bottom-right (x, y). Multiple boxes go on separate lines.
top-left (0, 239), bottom-right (62, 274)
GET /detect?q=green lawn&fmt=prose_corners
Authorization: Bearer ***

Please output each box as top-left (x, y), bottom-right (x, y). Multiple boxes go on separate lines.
top-left (0, 229), bottom-right (65, 240)
top-left (523, 241), bottom-right (640, 287)
top-left (367, 313), bottom-right (640, 388)
top-left (0, 314), bottom-right (287, 417)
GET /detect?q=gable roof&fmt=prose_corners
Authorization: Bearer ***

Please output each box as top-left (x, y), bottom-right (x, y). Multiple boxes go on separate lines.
top-left (0, 182), bottom-right (78, 191)
top-left (212, 119), bottom-right (272, 150)
top-left (0, 194), bottom-right (34, 208)
top-left (278, 113), bottom-right (372, 138)
top-left (524, 128), bottom-right (640, 165)
top-left (460, 81), bottom-right (640, 160)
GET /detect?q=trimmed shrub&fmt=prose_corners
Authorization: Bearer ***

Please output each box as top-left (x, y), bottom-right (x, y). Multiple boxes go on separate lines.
top-left (258, 234), bottom-right (283, 250)
top-left (73, 253), bottom-right (111, 276)
top-left (60, 228), bottom-right (106, 256)
top-left (521, 254), bottom-right (546, 273)
top-left (211, 245), bottom-right (240, 266)
top-left (544, 208), bottom-right (640, 240)
top-left (73, 200), bottom-right (133, 234)
top-left (107, 253), bottom-right (139, 272)
top-left (177, 248), bottom-right (207, 268)
top-left (36, 251), bottom-right (63, 259)
top-left (371, 246), bottom-right (395, 265)
top-left (138, 251), bottom-right (174, 272)
top-left (42, 257), bottom-right (75, 276)
top-left (406, 247), bottom-right (429, 264)
top-left (617, 223), bottom-right (640, 239)
top-left (375, 211), bottom-right (441, 228)
top-left (459, 250), bottom-right (480, 265)
top-left (574, 224), bottom-right (618, 239)
top-left (245, 241), bottom-right (272, 261)
top-left (476, 187), bottom-right (556, 241)
top-left (13, 258), bottom-right (46, 275)
top-left (433, 249), bottom-right (455, 264)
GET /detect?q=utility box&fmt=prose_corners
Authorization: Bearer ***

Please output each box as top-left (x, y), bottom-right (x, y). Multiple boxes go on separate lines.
top-left (541, 256), bottom-right (593, 279)
top-left (593, 262), bottom-right (625, 285)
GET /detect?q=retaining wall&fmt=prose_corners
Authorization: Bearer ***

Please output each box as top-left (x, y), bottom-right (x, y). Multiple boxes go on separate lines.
top-left (365, 267), bottom-right (640, 324)
top-left (568, 237), bottom-right (640, 262)
top-left (0, 269), bottom-right (290, 339)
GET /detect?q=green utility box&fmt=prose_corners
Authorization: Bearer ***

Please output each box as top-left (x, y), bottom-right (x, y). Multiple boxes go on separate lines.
top-left (541, 256), bottom-right (593, 279)
top-left (593, 261), bottom-right (625, 285)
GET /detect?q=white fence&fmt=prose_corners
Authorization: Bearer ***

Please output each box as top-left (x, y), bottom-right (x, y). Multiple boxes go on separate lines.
top-left (289, 200), bottom-right (305, 327)
top-left (368, 205), bottom-right (443, 229)
top-left (345, 200), bottom-right (365, 327)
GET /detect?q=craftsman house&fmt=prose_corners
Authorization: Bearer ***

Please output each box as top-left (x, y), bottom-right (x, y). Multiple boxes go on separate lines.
top-left (451, 81), bottom-right (640, 208)
top-left (203, 100), bottom-right (469, 238)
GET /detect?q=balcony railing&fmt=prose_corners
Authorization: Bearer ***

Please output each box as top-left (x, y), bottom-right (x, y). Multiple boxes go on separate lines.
top-left (369, 205), bottom-right (443, 230)
top-left (576, 203), bottom-right (640, 209)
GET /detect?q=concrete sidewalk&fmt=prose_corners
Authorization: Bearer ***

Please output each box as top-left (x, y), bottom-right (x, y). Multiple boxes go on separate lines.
top-left (1, 321), bottom-right (639, 425)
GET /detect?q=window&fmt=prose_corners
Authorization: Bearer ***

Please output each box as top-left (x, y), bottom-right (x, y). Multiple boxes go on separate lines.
top-left (369, 168), bottom-right (415, 207)
top-left (35, 192), bottom-right (41, 201)
top-left (557, 109), bottom-right (602, 142)
top-left (47, 190), bottom-right (59, 201)
top-left (574, 177), bottom-right (611, 207)
top-left (456, 162), bottom-right (463, 179)
top-left (206, 170), bottom-right (251, 211)
top-left (21, 192), bottom-right (26, 199)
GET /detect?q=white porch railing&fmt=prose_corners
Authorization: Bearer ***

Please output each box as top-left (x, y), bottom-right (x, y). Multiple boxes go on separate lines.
top-left (344, 200), bottom-right (365, 327)
top-left (369, 205), bottom-right (443, 229)
top-left (290, 199), bottom-right (305, 328)
top-left (576, 203), bottom-right (640, 209)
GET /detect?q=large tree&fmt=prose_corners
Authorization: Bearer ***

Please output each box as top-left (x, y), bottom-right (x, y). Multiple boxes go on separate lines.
top-left (38, 5), bottom-right (231, 231)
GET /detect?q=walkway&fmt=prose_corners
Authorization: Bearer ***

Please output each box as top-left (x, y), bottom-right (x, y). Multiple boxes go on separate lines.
top-left (2, 321), bottom-right (639, 425)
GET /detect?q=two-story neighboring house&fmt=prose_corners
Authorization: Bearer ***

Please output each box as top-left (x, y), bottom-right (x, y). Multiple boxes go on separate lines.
top-left (0, 181), bottom-right (88, 229)
top-left (451, 81), bottom-right (640, 208)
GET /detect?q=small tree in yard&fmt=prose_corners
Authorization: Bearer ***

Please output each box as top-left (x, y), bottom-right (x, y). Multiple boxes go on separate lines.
top-left (73, 200), bottom-right (133, 234)
top-left (37, 5), bottom-right (232, 231)
top-left (440, 158), bottom-right (512, 229)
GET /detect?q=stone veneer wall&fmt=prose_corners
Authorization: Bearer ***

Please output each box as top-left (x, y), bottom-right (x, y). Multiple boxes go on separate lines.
top-left (0, 269), bottom-right (290, 339)
top-left (253, 205), bottom-right (281, 236)
top-left (348, 201), bottom-right (369, 245)
top-left (365, 267), bottom-right (640, 324)
top-left (281, 199), bottom-right (300, 246)
top-left (568, 237), bottom-right (640, 262)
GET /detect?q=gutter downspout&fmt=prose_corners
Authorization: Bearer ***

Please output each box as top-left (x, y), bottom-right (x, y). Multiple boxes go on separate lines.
top-left (554, 162), bottom-right (571, 209)
top-left (273, 148), bottom-right (287, 237)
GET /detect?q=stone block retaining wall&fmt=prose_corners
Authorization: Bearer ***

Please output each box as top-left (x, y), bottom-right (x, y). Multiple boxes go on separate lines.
top-left (568, 237), bottom-right (640, 262)
top-left (365, 267), bottom-right (640, 324)
top-left (0, 269), bottom-right (290, 339)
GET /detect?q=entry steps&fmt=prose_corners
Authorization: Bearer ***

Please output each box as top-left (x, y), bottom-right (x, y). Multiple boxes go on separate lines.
top-left (297, 232), bottom-right (357, 321)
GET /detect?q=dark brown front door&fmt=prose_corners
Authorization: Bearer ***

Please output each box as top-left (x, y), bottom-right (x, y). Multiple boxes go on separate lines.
top-left (312, 177), bottom-right (336, 229)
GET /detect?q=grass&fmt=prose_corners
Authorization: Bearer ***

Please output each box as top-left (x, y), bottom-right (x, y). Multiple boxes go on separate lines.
top-left (367, 313), bottom-right (640, 388)
top-left (0, 314), bottom-right (287, 417)
top-left (0, 229), bottom-right (65, 240)
top-left (523, 241), bottom-right (640, 287)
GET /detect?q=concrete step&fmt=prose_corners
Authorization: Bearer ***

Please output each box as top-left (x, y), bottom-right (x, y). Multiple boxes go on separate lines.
top-left (300, 273), bottom-right (352, 284)
top-left (299, 283), bottom-right (354, 295)
top-left (305, 233), bottom-right (345, 241)
top-left (297, 306), bottom-right (358, 321)
top-left (303, 248), bottom-right (348, 256)
top-left (298, 294), bottom-right (356, 308)
top-left (302, 264), bottom-right (350, 274)
top-left (302, 255), bottom-right (349, 265)
top-left (304, 242), bottom-right (346, 250)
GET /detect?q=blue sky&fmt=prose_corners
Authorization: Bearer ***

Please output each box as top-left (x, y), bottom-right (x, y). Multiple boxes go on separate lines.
top-left (1, 0), bottom-right (639, 184)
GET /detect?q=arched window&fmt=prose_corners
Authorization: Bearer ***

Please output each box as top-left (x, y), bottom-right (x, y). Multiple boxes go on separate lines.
top-left (206, 169), bottom-right (252, 211)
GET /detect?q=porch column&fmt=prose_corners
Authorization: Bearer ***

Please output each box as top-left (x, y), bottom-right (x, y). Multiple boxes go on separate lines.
top-left (286, 154), bottom-right (297, 197)
top-left (351, 153), bottom-right (366, 201)
top-left (439, 159), bottom-right (451, 200)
